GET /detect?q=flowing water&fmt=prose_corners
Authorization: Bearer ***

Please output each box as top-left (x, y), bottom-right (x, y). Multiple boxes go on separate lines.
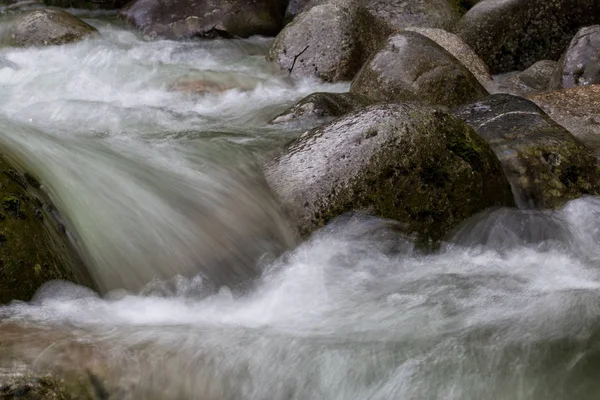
top-left (2, 11), bottom-right (600, 400)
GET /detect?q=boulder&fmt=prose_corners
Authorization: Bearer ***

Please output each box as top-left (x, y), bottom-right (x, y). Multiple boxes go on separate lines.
top-left (0, 152), bottom-right (84, 303)
top-left (529, 85), bottom-right (600, 156)
top-left (119, 0), bottom-right (286, 40)
top-left (284, 0), bottom-right (311, 21)
top-left (264, 103), bottom-right (514, 242)
top-left (549, 25), bottom-right (600, 90)
top-left (455, 0), bottom-right (600, 74)
top-left (493, 60), bottom-right (557, 96)
top-left (405, 27), bottom-right (492, 88)
top-left (452, 94), bottom-right (600, 209)
top-left (350, 32), bottom-right (488, 108)
top-left (267, 1), bottom-right (390, 82)
top-left (270, 92), bottom-right (374, 127)
top-left (0, 8), bottom-right (97, 48)
top-left (42, 0), bottom-right (130, 9)
top-left (268, 0), bottom-right (461, 82)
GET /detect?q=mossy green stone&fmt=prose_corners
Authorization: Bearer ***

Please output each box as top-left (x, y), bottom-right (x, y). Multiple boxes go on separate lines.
top-left (0, 153), bottom-right (80, 303)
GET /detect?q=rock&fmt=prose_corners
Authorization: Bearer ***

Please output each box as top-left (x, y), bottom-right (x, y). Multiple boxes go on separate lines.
top-left (529, 85), bottom-right (600, 156)
top-left (0, 153), bottom-right (84, 303)
top-left (42, 0), bottom-right (130, 9)
top-left (119, 0), bottom-right (286, 40)
top-left (0, 56), bottom-right (19, 69)
top-left (0, 373), bottom-right (97, 400)
top-left (549, 25), bottom-right (600, 90)
top-left (269, 0), bottom-right (461, 82)
top-left (0, 8), bottom-right (97, 48)
top-left (493, 60), bottom-right (557, 96)
top-left (452, 94), bottom-right (600, 209)
top-left (268, 1), bottom-right (384, 82)
top-left (455, 0), bottom-right (600, 74)
top-left (284, 0), bottom-right (311, 21)
top-left (270, 92), bottom-right (374, 127)
top-left (264, 103), bottom-right (514, 242)
top-left (405, 27), bottom-right (492, 88)
top-left (350, 32), bottom-right (489, 108)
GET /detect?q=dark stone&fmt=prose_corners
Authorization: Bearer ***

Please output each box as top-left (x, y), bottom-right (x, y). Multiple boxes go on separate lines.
top-left (119, 0), bottom-right (286, 40)
top-left (0, 153), bottom-right (85, 303)
top-left (42, 0), bottom-right (129, 9)
top-left (455, 0), bottom-right (600, 74)
top-left (268, 0), bottom-right (460, 82)
top-left (264, 103), bottom-right (514, 243)
top-left (350, 31), bottom-right (488, 108)
top-left (0, 8), bottom-right (97, 48)
top-left (529, 85), bottom-right (600, 157)
top-left (493, 60), bottom-right (558, 96)
top-left (452, 94), bottom-right (600, 208)
top-left (549, 25), bottom-right (600, 90)
top-left (270, 92), bottom-right (374, 127)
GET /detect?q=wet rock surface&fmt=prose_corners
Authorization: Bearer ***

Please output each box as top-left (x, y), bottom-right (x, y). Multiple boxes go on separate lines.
top-left (265, 103), bottom-right (514, 243)
top-left (350, 31), bottom-right (488, 107)
top-left (270, 92), bottom-right (374, 127)
top-left (493, 60), bottom-right (558, 96)
top-left (453, 94), bottom-right (600, 208)
top-left (0, 152), bottom-right (84, 303)
top-left (0, 8), bottom-right (97, 48)
top-left (529, 85), bottom-right (600, 156)
top-left (119, 0), bottom-right (286, 40)
top-left (455, 0), bottom-right (600, 74)
top-left (549, 25), bottom-right (600, 90)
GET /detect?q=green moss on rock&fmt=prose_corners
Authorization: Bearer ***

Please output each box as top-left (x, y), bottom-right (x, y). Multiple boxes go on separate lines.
top-left (0, 153), bottom-right (81, 303)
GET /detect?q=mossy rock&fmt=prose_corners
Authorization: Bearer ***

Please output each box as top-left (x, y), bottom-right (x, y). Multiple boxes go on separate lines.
top-left (0, 8), bottom-right (97, 48)
top-left (0, 373), bottom-right (98, 400)
top-left (0, 153), bottom-right (82, 303)
top-left (452, 94), bottom-right (600, 208)
top-left (264, 103), bottom-right (514, 243)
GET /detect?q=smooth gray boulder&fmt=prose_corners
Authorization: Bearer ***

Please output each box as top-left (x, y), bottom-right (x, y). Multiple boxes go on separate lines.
top-left (350, 31), bottom-right (488, 107)
top-left (549, 25), bottom-right (600, 90)
top-left (455, 0), bottom-right (600, 73)
top-left (265, 103), bottom-right (514, 243)
top-left (493, 60), bottom-right (557, 96)
top-left (453, 94), bottom-right (600, 209)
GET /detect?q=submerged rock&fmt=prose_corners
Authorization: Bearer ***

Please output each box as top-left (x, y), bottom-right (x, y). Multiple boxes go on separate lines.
top-left (119, 0), bottom-right (286, 40)
top-left (0, 8), bottom-right (97, 48)
top-left (0, 55), bottom-right (19, 69)
top-left (42, 0), bottom-right (129, 9)
top-left (270, 92), bottom-right (374, 127)
top-left (453, 94), bottom-right (600, 209)
top-left (350, 32), bottom-right (488, 108)
top-left (549, 25), bottom-right (600, 90)
top-left (265, 103), bottom-right (514, 243)
top-left (455, 0), bottom-right (600, 74)
top-left (405, 27), bottom-right (492, 88)
top-left (492, 60), bottom-right (558, 96)
top-left (529, 85), bottom-right (600, 156)
top-left (0, 153), bottom-right (84, 303)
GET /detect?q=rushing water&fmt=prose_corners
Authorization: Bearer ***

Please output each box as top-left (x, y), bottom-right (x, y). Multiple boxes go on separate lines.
top-left (2, 11), bottom-right (600, 400)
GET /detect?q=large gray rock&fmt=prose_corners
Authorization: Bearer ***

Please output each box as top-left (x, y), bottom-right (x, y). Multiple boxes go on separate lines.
top-left (529, 85), bottom-right (600, 156)
top-left (493, 60), bottom-right (557, 96)
top-left (405, 27), bottom-right (492, 88)
top-left (119, 0), bottom-right (286, 40)
top-left (0, 152), bottom-right (86, 303)
top-left (350, 32), bottom-right (489, 108)
top-left (0, 8), bottom-right (97, 48)
top-left (549, 25), bottom-right (600, 90)
top-left (270, 92), bottom-right (374, 128)
top-left (269, 0), bottom-right (461, 82)
top-left (265, 103), bottom-right (514, 242)
top-left (455, 0), bottom-right (600, 74)
top-left (453, 94), bottom-right (600, 209)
